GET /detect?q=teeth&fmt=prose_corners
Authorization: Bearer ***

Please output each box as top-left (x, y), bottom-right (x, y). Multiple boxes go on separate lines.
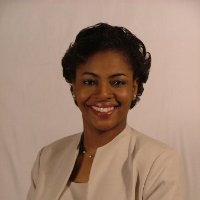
top-left (92, 106), bottom-right (114, 113)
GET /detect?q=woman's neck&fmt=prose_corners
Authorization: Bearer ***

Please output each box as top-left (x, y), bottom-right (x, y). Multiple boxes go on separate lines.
top-left (82, 123), bottom-right (126, 153)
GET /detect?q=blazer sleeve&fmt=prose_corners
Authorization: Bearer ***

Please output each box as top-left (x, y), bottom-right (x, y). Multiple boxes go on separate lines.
top-left (26, 148), bottom-right (43, 200)
top-left (143, 149), bottom-right (187, 200)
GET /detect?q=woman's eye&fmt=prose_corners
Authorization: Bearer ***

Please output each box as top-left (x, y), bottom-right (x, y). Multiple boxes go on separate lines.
top-left (83, 79), bottom-right (96, 86)
top-left (111, 80), bottom-right (126, 87)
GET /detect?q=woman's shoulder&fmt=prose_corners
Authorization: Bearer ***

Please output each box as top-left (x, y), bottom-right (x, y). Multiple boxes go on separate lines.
top-left (127, 126), bottom-right (183, 176)
top-left (41, 132), bottom-right (82, 156)
top-left (47, 132), bottom-right (81, 146)
top-left (126, 126), bottom-right (186, 199)
top-left (127, 125), bottom-right (178, 159)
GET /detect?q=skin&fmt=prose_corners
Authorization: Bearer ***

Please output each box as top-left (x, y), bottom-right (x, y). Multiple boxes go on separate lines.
top-left (71, 50), bottom-right (138, 182)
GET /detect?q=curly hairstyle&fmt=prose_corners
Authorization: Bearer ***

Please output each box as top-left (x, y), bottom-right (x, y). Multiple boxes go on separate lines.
top-left (62, 23), bottom-right (151, 108)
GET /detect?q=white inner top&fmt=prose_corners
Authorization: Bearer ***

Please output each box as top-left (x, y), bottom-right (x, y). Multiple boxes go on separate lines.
top-left (60, 182), bottom-right (88, 200)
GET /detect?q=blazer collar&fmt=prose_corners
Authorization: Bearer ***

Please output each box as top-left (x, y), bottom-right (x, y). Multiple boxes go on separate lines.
top-left (39, 133), bottom-right (82, 200)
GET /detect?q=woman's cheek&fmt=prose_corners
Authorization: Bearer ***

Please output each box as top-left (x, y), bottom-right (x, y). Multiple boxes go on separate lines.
top-left (76, 89), bottom-right (93, 102)
top-left (117, 89), bottom-right (133, 100)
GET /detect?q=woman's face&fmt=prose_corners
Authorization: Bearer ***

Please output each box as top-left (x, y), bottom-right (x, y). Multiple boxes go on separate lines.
top-left (72, 50), bottom-right (138, 133)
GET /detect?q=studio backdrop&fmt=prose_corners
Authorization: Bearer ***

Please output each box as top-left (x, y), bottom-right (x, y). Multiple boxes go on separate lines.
top-left (0, 0), bottom-right (200, 199)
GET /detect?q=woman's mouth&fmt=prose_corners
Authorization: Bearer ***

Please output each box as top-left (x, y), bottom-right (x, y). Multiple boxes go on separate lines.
top-left (91, 106), bottom-right (114, 113)
top-left (90, 105), bottom-right (117, 117)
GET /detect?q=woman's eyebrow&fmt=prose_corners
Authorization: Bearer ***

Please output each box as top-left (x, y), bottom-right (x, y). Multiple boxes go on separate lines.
top-left (109, 73), bottom-right (127, 78)
top-left (81, 72), bottom-right (98, 77)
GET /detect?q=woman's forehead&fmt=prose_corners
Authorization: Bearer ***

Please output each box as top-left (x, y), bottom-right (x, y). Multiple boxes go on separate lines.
top-left (76, 50), bottom-right (133, 74)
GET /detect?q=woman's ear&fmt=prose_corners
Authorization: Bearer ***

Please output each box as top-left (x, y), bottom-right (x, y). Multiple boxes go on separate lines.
top-left (70, 84), bottom-right (78, 106)
top-left (70, 84), bottom-right (75, 99)
top-left (132, 79), bottom-right (138, 100)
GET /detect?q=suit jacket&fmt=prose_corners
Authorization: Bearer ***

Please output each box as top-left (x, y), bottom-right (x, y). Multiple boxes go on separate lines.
top-left (27, 125), bottom-right (186, 200)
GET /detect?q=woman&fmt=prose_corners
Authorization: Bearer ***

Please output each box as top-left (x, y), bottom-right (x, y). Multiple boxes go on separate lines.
top-left (27, 23), bottom-right (186, 200)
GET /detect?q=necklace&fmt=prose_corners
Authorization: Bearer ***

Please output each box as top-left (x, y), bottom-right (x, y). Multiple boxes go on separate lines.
top-left (80, 134), bottom-right (95, 158)
top-left (82, 149), bottom-right (95, 158)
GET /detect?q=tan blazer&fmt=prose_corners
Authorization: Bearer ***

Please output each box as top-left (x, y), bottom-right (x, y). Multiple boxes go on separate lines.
top-left (27, 125), bottom-right (186, 200)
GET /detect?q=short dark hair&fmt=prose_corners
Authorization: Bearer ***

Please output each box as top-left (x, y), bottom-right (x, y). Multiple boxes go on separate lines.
top-left (62, 23), bottom-right (151, 108)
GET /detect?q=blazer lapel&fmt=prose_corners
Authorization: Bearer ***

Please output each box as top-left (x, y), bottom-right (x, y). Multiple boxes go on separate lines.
top-left (37, 133), bottom-right (81, 200)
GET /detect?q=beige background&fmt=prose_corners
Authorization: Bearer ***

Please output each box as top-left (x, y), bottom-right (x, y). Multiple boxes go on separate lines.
top-left (0, 0), bottom-right (199, 199)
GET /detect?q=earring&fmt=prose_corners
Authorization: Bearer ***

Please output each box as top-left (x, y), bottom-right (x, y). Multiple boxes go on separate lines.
top-left (133, 94), bottom-right (137, 100)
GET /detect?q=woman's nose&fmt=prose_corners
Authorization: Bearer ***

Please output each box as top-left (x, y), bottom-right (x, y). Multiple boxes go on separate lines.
top-left (95, 82), bottom-right (113, 100)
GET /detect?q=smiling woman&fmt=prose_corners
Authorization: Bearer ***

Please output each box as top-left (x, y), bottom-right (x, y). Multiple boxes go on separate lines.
top-left (74, 51), bottom-right (137, 136)
top-left (27, 23), bottom-right (186, 200)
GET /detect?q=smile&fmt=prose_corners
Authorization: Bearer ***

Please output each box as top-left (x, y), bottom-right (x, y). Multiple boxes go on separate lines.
top-left (91, 106), bottom-right (115, 113)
